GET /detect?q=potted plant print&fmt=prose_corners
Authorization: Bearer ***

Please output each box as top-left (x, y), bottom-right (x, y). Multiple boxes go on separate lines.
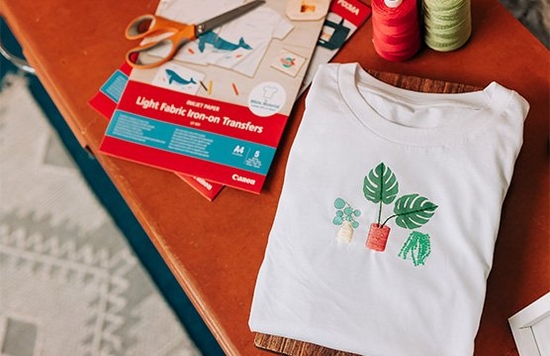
top-left (333, 198), bottom-right (361, 243)
top-left (363, 162), bottom-right (438, 252)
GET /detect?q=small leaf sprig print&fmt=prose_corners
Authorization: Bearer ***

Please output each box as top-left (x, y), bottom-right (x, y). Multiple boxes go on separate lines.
top-left (333, 198), bottom-right (361, 243)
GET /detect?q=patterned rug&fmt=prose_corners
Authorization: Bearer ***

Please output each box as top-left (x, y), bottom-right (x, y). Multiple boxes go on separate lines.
top-left (0, 74), bottom-right (200, 356)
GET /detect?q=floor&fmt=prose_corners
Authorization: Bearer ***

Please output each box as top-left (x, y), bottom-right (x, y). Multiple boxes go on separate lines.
top-left (0, 19), bottom-right (224, 356)
top-left (499, 0), bottom-right (549, 48)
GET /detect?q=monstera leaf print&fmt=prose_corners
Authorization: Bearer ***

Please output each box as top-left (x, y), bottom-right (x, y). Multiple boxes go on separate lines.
top-left (390, 194), bottom-right (438, 229)
top-left (363, 162), bottom-right (399, 204)
top-left (364, 162), bottom-right (399, 226)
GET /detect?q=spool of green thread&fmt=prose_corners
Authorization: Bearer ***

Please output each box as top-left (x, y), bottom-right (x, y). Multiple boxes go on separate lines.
top-left (423, 0), bottom-right (472, 51)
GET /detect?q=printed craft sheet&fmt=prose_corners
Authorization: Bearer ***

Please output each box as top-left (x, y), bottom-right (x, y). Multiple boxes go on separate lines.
top-left (100, 0), bottom-right (325, 193)
top-left (300, 0), bottom-right (371, 94)
top-left (89, 63), bottom-right (224, 201)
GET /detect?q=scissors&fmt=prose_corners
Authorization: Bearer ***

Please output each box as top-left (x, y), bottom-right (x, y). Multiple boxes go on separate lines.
top-left (125, 0), bottom-right (265, 69)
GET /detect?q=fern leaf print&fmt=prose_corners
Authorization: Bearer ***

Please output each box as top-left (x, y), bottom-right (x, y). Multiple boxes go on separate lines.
top-left (399, 231), bottom-right (432, 266)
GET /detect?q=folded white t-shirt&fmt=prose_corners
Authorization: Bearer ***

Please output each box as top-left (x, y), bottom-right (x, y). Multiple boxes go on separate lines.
top-left (249, 63), bottom-right (529, 355)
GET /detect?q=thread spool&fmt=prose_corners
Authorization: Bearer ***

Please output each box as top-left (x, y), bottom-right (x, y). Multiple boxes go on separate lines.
top-left (423, 0), bottom-right (472, 51)
top-left (371, 0), bottom-right (421, 62)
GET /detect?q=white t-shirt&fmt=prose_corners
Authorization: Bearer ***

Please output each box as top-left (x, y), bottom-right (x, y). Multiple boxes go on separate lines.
top-left (249, 63), bottom-right (529, 355)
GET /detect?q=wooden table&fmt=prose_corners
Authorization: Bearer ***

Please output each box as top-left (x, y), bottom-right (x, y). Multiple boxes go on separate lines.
top-left (1, 0), bottom-right (548, 354)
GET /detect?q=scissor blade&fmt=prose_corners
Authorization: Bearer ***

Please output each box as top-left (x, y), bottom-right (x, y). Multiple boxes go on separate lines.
top-left (196, 0), bottom-right (265, 35)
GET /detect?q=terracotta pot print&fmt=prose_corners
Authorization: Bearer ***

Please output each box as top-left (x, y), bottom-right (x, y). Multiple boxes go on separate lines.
top-left (366, 223), bottom-right (391, 251)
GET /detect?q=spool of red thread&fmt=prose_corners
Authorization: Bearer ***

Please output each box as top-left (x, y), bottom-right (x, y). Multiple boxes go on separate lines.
top-left (371, 0), bottom-right (421, 62)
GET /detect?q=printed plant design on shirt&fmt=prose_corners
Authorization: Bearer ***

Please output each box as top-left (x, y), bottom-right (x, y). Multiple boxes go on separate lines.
top-left (363, 162), bottom-right (438, 253)
top-left (398, 231), bottom-right (432, 266)
top-left (332, 198), bottom-right (361, 243)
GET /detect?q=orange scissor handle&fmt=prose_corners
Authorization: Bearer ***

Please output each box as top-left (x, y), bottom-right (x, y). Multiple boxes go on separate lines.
top-left (125, 14), bottom-right (197, 69)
